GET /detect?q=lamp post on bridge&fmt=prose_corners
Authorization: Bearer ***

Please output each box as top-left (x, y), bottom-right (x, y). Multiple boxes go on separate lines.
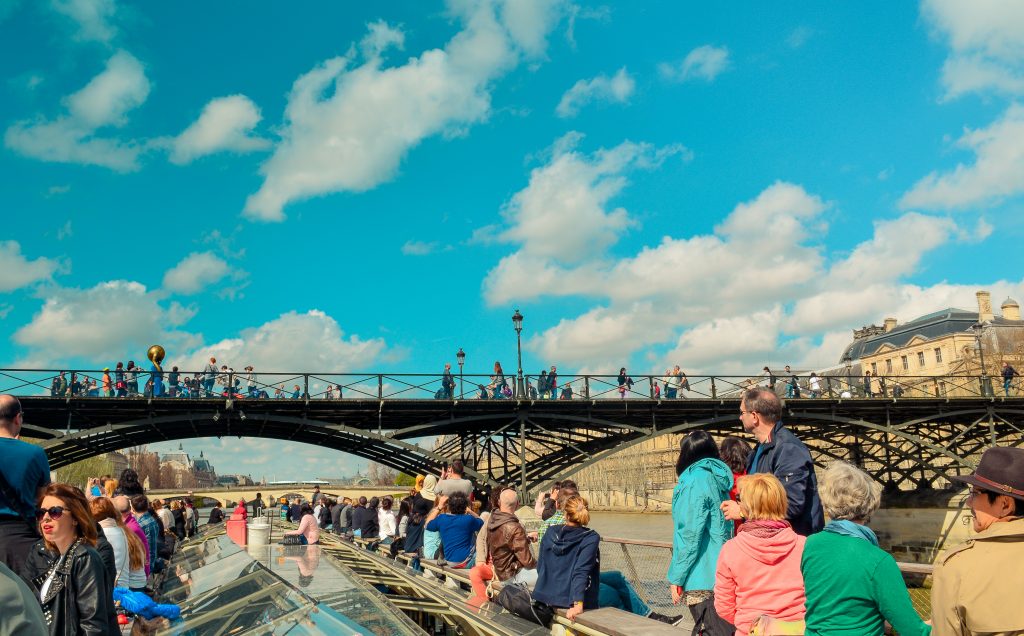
top-left (456, 347), bottom-right (465, 399)
top-left (972, 322), bottom-right (991, 397)
top-left (843, 354), bottom-right (853, 396)
top-left (512, 309), bottom-right (525, 398)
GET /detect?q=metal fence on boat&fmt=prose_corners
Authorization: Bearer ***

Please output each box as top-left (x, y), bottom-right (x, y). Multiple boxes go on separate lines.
top-left (599, 536), bottom-right (933, 618)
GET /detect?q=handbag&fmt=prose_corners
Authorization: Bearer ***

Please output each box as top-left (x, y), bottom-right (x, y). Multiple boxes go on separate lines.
top-left (280, 535), bottom-right (303, 546)
top-left (495, 582), bottom-right (553, 627)
top-left (748, 615), bottom-right (805, 636)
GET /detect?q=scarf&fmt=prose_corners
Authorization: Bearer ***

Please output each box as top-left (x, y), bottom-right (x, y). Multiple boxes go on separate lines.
top-left (823, 519), bottom-right (878, 546)
top-left (737, 519), bottom-right (790, 539)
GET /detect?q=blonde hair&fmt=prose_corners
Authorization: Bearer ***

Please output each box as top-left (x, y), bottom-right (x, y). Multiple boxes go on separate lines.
top-left (171, 500), bottom-right (182, 510)
top-left (104, 479), bottom-right (117, 498)
top-left (563, 495), bottom-right (590, 527)
top-left (738, 473), bottom-right (788, 521)
top-left (89, 497), bottom-right (145, 570)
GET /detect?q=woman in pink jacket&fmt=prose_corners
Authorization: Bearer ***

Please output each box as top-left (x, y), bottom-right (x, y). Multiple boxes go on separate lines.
top-left (714, 473), bottom-right (806, 635)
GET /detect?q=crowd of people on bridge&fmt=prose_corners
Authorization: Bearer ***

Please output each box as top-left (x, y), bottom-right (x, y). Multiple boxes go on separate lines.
top-left (3, 385), bottom-right (1024, 635)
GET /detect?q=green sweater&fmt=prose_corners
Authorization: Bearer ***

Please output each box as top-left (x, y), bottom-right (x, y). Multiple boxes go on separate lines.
top-left (800, 531), bottom-right (930, 636)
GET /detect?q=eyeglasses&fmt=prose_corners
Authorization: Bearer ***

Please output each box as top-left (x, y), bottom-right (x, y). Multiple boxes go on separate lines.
top-left (968, 488), bottom-right (990, 499)
top-left (36, 506), bottom-right (66, 521)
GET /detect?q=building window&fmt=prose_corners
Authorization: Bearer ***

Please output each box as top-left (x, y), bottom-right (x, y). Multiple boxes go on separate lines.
top-left (871, 362), bottom-right (877, 375)
top-left (934, 347), bottom-right (942, 363)
top-left (917, 351), bottom-right (926, 367)
top-left (902, 355), bottom-right (909, 371)
top-left (886, 359), bottom-right (893, 373)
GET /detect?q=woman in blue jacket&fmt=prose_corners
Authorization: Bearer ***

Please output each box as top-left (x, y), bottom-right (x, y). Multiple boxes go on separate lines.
top-left (667, 431), bottom-right (735, 635)
top-left (534, 495), bottom-right (680, 624)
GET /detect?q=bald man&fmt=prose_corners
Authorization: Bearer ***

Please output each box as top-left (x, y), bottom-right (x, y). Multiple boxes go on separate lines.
top-left (114, 495), bottom-right (151, 576)
top-left (0, 395), bottom-right (50, 579)
top-left (486, 488), bottom-right (537, 586)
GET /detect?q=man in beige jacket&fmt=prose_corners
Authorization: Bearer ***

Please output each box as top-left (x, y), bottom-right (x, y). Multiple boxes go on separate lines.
top-left (932, 446), bottom-right (1024, 635)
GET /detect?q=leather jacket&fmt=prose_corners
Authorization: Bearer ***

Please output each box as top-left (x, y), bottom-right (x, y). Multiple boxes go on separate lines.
top-left (25, 539), bottom-right (115, 635)
top-left (486, 511), bottom-right (536, 582)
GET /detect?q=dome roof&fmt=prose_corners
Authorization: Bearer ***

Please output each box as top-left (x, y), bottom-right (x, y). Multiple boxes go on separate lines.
top-left (1002, 297), bottom-right (1020, 308)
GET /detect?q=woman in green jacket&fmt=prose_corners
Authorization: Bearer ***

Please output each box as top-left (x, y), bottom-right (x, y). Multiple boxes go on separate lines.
top-left (800, 462), bottom-right (930, 636)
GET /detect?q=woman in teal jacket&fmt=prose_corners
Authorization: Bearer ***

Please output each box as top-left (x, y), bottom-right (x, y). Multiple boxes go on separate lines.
top-left (668, 431), bottom-right (735, 635)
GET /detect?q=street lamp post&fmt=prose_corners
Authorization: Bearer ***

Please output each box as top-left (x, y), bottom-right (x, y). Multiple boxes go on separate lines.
top-left (512, 309), bottom-right (525, 398)
top-left (456, 347), bottom-right (465, 399)
top-left (843, 354), bottom-right (853, 396)
top-left (972, 322), bottom-right (989, 396)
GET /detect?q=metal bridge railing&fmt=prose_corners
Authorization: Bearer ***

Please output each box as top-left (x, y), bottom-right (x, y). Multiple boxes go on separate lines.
top-left (599, 536), bottom-right (933, 618)
top-left (0, 368), bottom-right (1014, 401)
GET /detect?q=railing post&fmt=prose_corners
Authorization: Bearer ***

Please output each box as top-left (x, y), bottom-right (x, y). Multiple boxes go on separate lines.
top-left (827, 376), bottom-right (834, 398)
top-left (303, 374), bottom-right (309, 404)
top-left (378, 375), bottom-right (383, 400)
top-left (584, 375), bottom-right (590, 399)
top-left (649, 376), bottom-right (655, 398)
top-left (711, 377), bottom-right (717, 399)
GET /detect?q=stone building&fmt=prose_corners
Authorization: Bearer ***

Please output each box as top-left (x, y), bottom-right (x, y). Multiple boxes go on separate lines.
top-left (160, 445), bottom-right (218, 488)
top-left (843, 291), bottom-right (1024, 397)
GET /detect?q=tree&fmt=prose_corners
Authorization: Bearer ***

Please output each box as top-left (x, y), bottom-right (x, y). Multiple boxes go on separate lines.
top-left (368, 462), bottom-right (397, 486)
top-left (53, 455), bottom-right (113, 491)
top-left (394, 472), bottom-right (416, 487)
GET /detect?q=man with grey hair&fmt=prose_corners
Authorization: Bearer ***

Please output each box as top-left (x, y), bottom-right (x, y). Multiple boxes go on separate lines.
top-left (721, 387), bottom-right (823, 535)
top-left (114, 495), bottom-right (151, 575)
top-left (0, 395), bottom-right (50, 579)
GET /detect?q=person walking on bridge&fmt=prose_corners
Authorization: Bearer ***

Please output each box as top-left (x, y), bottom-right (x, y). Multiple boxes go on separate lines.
top-left (203, 357), bottom-right (217, 397)
top-left (722, 387), bottom-right (824, 536)
top-left (1002, 362), bottom-right (1019, 397)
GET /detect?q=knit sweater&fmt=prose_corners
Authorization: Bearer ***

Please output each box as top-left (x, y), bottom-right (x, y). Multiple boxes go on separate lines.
top-left (800, 531), bottom-right (930, 636)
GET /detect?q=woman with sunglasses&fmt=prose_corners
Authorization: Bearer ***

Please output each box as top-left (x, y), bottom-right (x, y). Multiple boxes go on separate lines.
top-left (24, 483), bottom-right (113, 635)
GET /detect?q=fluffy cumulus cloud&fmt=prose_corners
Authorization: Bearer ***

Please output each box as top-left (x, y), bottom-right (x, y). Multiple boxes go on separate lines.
top-left (901, 104), bottom-right (1024, 210)
top-left (4, 51), bottom-right (148, 170)
top-left (921, 0), bottom-right (1024, 99)
top-left (658, 45), bottom-right (731, 83)
top-left (485, 137), bottom-right (995, 373)
top-left (51, 0), bottom-right (118, 43)
top-left (162, 252), bottom-right (231, 295)
top-left (244, 0), bottom-right (568, 221)
top-left (169, 95), bottom-right (269, 164)
top-left (178, 310), bottom-right (390, 374)
top-left (556, 67), bottom-right (634, 118)
top-left (0, 241), bottom-right (60, 292)
top-left (12, 280), bottom-right (195, 365)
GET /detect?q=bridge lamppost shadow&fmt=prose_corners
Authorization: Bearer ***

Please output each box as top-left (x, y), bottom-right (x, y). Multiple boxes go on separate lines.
top-left (512, 309), bottom-right (525, 398)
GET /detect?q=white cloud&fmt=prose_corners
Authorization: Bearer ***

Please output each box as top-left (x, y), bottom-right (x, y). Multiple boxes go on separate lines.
top-left (178, 310), bottom-right (390, 374)
top-left (13, 280), bottom-right (194, 365)
top-left (555, 67), bottom-right (634, 118)
top-left (901, 103), bottom-right (1024, 210)
top-left (360, 20), bottom-right (405, 59)
top-left (401, 240), bottom-right (438, 256)
top-left (51, 0), bottom-right (117, 43)
top-left (827, 212), bottom-right (958, 285)
top-left (4, 51), bottom-right (148, 171)
top-left (921, 0), bottom-right (1024, 99)
top-left (243, 0), bottom-right (565, 221)
top-left (658, 45), bottom-right (730, 83)
top-left (0, 241), bottom-right (60, 292)
top-left (489, 133), bottom-right (688, 273)
top-left (169, 95), bottom-right (269, 164)
top-left (786, 26), bottom-right (813, 49)
top-left (162, 252), bottom-right (231, 295)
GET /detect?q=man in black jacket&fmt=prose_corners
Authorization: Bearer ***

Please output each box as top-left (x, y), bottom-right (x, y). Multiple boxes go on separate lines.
top-left (721, 387), bottom-right (824, 535)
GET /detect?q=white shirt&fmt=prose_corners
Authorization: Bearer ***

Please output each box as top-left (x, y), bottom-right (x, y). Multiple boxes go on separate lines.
top-left (809, 376), bottom-right (821, 391)
top-left (378, 508), bottom-right (397, 539)
top-left (100, 520), bottom-right (130, 588)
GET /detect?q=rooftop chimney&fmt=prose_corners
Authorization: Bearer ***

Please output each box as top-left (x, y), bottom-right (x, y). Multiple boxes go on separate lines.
top-left (884, 317), bottom-right (897, 332)
top-left (977, 291), bottom-right (994, 322)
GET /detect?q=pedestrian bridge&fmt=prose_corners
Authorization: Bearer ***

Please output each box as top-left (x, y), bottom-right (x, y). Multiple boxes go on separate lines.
top-left (150, 485), bottom-right (402, 508)
top-left (9, 369), bottom-right (1024, 493)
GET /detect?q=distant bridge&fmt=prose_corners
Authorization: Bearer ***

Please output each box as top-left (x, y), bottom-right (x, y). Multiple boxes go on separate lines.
top-left (9, 370), bottom-right (1024, 493)
top-left (150, 485), bottom-right (402, 508)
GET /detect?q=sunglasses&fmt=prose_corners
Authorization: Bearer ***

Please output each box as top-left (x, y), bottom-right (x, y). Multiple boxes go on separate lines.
top-left (36, 506), bottom-right (67, 521)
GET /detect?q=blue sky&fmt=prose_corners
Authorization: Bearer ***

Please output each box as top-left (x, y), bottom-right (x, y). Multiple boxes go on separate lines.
top-left (3, 1), bottom-right (1024, 479)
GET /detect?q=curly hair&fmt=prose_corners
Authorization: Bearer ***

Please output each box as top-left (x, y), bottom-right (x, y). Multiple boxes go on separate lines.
top-left (39, 483), bottom-right (97, 549)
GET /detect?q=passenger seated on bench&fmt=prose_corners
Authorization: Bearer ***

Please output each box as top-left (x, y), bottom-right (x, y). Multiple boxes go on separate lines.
top-left (470, 486), bottom-right (538, 606)
top-left (425, 493), bottom-right (482, 569)
top-left (533, 495), bottom-right (681, 625)
top-left (283, 503), bottom-right (320, 545)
